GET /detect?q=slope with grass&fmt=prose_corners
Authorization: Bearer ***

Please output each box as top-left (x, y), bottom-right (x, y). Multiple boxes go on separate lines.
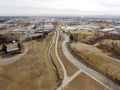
top-left (70, 42), bottom-right (120, 85)
top-left (0, 34), bottom-right (57, 90)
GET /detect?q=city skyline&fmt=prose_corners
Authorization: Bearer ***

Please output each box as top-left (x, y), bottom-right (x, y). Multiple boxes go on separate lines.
top-left (0, 0), bottom-right (120, 16)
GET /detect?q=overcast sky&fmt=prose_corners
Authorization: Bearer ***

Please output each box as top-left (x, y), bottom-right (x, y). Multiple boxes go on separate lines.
top-left (0, 0), bottom-right (120, 16)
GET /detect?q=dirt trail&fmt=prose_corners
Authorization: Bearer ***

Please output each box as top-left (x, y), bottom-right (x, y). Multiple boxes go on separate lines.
top-left (57, 70), bottom-right (82, 90)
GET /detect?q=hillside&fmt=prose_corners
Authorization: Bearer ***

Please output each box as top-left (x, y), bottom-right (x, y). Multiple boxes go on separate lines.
top-left (70, 42), bottom-right (120, 85)
top-left (0, 34), bottom-right (57, 90)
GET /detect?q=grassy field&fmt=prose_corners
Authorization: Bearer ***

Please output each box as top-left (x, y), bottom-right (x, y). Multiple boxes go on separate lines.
top-left (66, 29), bottom-right (95, 36)
top-left (63, 72), bottom-right (109, 90)
top-left (57, 35), bottom-right (78, 77)
top-left (0, 34), bottom-right (57, 90)
top-left (65, 29), bottom-right (104, 44)
top-left (70, 42), bottom-right (120, 85)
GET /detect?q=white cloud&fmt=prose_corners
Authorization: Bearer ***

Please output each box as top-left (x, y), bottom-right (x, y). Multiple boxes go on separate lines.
top-left (0, 0), bottom-right (120, 16)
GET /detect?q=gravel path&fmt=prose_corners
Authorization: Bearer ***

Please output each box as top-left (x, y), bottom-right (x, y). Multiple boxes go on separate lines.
top-left (57, 70), bottom-right (82, 90)
top-left (0, 48), bottom-right (28, 66)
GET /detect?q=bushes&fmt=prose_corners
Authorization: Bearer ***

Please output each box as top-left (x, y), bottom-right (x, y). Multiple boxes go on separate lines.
top-left (88, 33), bottom-right (120, 45)
top-left (18, 42), bottom-right (24, 52)
top-left (69, 34), bottom-right (74, 41)
top-left (98, 40), bottom-right (120, 55)
top-left (2, 44), bottom-right (7, 53)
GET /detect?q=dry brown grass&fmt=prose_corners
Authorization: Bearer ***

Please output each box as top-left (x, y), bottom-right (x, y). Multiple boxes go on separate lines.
top-left (50, 34), bottom-right (64, 80)
top-left (0, 34), bottom-right (57, 90)
top-left (65, 30), bottom-right (104, 44)
top-left (57, 35), bottom-right (78, 77)
top-left (70, 42), bottom-right (120, 85)
top-left (67, 29), bottom-right (95, 36)
top-left (98, 40), bottom-right (120, 55)
top-left (63, 72), bottom-right (109, 90)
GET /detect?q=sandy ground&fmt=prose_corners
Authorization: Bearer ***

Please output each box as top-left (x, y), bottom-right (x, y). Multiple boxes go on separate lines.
top-left (63, 72), bottom-right (109, 90)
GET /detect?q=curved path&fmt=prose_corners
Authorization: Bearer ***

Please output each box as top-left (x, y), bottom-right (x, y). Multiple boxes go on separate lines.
top-left (55, 30), bottom-right (68, 79)
top-left (61, 33), bottom-right (120, 90)
top-left (57, 70), bottom-right (82, 90)
top-left (0, 48), bottom-right (28, 66)
top-left (55, 30), bottom-right (82, 90)
top-left (48, 33), bottom-right (61, 86)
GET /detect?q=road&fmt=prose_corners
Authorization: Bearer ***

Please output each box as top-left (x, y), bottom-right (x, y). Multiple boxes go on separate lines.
top-left (55, 30), bottom-right (82, 90)
top-left (61, 33), bottom-right (120, 90)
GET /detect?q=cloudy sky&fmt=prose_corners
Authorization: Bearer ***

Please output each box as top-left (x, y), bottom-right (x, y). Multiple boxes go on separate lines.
top-left (0, 0), bottom-right (120, 16)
